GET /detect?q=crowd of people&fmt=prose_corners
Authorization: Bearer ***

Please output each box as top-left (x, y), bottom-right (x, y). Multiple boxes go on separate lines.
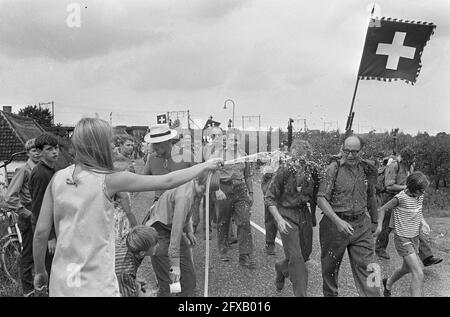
top-left (3, 118), bottom-right (443, 297)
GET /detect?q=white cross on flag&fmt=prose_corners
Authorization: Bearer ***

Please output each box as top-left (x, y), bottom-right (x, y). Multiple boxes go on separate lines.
top-left (157, 114), bottom-right (167, 124)
top-left (358, 17), bottom-right (436, 84)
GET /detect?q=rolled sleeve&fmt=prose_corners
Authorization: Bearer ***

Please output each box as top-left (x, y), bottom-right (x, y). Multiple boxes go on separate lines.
top-left (264, 167), bottom-right (285, 208)
top-left (317, 163), bottom-right (338, 201)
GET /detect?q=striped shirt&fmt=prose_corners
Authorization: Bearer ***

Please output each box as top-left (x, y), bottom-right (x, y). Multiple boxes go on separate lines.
top-left (115, 240), bottom-right (144, 297)
top-left (393, 190), bottom-right (424, 238)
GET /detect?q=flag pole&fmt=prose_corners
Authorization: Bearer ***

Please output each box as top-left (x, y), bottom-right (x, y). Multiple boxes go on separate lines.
top-left (345, 4), bottom-right (376, 137)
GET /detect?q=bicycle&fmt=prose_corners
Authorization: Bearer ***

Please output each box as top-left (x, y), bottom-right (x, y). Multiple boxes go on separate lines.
top-left (0, 151), bottom-right (26, 286)
top-left (0, 205), bottom-right (23, 285)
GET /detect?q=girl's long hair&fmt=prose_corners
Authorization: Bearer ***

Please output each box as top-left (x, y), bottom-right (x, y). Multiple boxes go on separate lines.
top-left (72, 118), bottom-right (114, 173)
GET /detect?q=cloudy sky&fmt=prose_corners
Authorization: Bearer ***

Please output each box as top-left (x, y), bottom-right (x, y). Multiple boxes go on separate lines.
top-left (0, 0), bottom-right (449, 134)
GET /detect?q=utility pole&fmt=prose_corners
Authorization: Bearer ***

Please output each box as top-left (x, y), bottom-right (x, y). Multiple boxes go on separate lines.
top-left (294, 118), bottom-right (307, 132)
top-left (241, 115), bottom-right (261, 130)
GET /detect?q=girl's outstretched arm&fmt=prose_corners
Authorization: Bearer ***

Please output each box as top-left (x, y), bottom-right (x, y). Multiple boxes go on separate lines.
top-left (106, 158), bottom-right (222, 197)
top-left (374, 197), bottom-right (398, 237)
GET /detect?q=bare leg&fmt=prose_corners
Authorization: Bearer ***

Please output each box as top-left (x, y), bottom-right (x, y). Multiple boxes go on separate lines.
top-left (386, 259), bottom-right (410, 290)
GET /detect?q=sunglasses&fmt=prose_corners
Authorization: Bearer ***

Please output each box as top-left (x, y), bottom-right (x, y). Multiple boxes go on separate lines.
top-left (342, 149), bottom-right (360, 155)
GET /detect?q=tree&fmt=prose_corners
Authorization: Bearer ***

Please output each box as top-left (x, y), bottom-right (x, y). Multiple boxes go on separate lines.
top-left (18, 105), bottom-right (52, 128)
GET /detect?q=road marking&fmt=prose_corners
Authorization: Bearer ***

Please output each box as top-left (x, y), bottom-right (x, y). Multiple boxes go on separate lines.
top-left (250, 220), bottom-right (283, 246)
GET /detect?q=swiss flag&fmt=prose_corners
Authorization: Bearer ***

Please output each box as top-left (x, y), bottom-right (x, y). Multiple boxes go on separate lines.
top-left (156, 114), bottom-right (167, 124)
top-left (358, 17), bottom-right (436, 84)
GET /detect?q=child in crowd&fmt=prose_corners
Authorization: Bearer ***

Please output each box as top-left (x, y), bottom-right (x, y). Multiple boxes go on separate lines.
top-left (4, 138), bottom-right (40, 296)
top-left (115, 225), bottom-right (158, 297)
top-left (33, 117), bottom-right (222, 296)
top-left (29, 133), bottom-right (60, 282)
top-left (374, 171), bottom-right (431, 297)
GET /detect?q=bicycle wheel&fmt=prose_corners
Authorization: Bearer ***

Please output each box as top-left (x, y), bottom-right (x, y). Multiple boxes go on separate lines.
top-left (0, 237), bottom-right (21, 285)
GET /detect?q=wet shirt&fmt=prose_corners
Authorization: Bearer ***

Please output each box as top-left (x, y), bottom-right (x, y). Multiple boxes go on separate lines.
top-left (318, 159), bottom-right (376, 217)
top-left (265, 160), bottom-right (320, 210)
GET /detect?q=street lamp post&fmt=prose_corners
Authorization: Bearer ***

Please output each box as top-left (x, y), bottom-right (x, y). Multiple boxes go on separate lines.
top-left (224, 99), bottom-right (235, 128)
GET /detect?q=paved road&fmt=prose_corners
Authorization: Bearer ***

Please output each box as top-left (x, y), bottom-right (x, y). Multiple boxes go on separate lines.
top-left (133, 162), bottom-right (450, 297)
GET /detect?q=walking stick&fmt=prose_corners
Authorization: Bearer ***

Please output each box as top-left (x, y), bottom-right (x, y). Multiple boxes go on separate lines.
top-left (204, 172), bottom-right (212, 297)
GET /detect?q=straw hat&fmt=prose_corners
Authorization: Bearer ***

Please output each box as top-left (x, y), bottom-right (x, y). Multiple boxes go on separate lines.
top-left (144, 124), bottom-right (178, 144)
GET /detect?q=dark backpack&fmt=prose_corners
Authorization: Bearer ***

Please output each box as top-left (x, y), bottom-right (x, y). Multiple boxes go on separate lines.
top-left (375, 160), bottom-right (398, 194)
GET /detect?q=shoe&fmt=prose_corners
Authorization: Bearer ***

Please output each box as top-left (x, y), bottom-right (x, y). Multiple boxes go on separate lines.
top-left (382, 278), bottom-right (391, 297)
top-left (239, 254), bottom-right (257, 269)
top-left (264, 244), bottom-right (276, 255)
top-left (274, 263), bottom-right (285, 291)
top-left (220, 254), bottom-right (231, 262)
top-left (376, 249), bottom-right (390, 260)
top-left (228, 237), bottom-right (238, 245)
top-left (423, 256), bottom-right (443, 267)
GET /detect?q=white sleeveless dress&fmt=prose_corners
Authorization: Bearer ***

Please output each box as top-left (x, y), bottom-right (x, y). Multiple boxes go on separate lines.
top-left (49, 165), bottom-right (119, 297)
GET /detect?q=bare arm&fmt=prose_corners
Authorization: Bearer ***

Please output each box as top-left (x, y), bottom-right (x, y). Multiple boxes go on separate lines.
top-left (386, 184), bottom-right (407, 192)
top-left (317, 196), bottom-right (341, 225)
top-left (106, 159), bottom-right (221, 196)
top-left (117, 192), bottom-right (138, 227)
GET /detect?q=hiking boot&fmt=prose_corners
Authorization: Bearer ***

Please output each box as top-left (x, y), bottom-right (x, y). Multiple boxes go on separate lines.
top-left (264, 244), bottom-right (276, 255)
top-left (423, 256), bottom-right (443, 267)
top-left (274, 262), bottom-right (285, 291)
top-left (382, 278), bottom-right (391, 297)
top-left (239, 254), bottom-right (257, 269)
top-left (376, 249), bottom-right (390, 260)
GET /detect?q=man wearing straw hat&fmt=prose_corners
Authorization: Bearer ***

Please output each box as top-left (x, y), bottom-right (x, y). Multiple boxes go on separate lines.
top-left (142, 124), bottom-right (195, 202)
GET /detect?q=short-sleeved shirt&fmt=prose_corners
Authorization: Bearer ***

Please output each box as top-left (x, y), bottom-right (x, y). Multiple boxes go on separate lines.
top-left (143, 151), bottom-right (195, 199)
top-left (317, 160), bottom-right (374, 216)
top-left (265, 161), bottom-right (319, 209)
top-left (393, 190), bottom-right (424, 238)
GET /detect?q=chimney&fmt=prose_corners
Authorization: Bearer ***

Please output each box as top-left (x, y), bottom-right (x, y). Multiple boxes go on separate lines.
top-left (2, 106), bottom-right (12, 113)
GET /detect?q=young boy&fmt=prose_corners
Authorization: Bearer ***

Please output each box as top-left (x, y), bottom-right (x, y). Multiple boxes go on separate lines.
top-left (115, 225), bottom-right (159, 297)
top-left (29, 133), bottom-right (59, 279)
top-left (145, 172), bottom-right (216, 297)
top-left (374, 171), bottom-right (431, 297)
top-left (4, 138), bottom-right (40, 297)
